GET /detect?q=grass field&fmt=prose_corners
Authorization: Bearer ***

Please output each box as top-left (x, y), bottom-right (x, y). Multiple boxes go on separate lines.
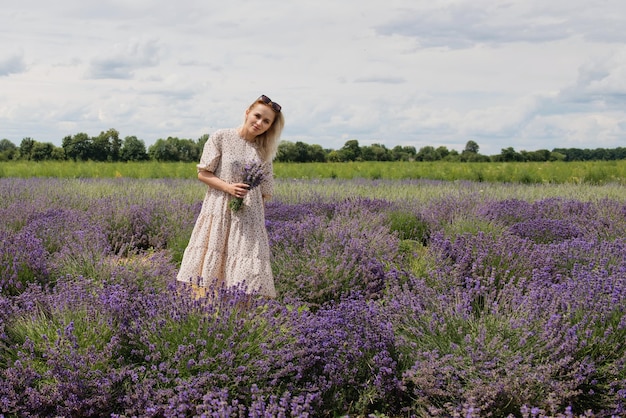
top-left (1, 159), bottom-right (625, 184)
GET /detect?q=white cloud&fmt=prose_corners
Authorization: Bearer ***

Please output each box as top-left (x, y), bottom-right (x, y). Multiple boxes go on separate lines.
top-left (0, 51), bottom-right (27, 76)
top-left (354, 76), bottom-right (406, 84)
top-left (572, 50), bottom-right (626, 98)
top-left (377, 0), bottom-right (626, 48)
top-left (1, 0), bottom-right (626, 156)
top-left (86, 38), bottom-right (161, 79)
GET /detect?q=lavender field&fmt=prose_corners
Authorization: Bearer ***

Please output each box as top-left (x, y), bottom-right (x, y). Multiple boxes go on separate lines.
top-left (1, 177), bottom-right (625, 417)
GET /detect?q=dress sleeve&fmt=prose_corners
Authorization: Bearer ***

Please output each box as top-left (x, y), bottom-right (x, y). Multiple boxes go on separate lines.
top-left (260, 161), bottom-right (274, 198)
top-left (196, 131), bottom-right (222, 173)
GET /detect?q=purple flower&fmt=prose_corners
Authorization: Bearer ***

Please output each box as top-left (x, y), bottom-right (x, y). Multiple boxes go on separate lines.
top-left (229, 160), bottom-right (267, 212)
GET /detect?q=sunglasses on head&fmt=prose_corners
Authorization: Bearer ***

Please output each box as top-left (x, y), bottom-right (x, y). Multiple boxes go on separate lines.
top-left (259, 94), bottom-right (281, 113)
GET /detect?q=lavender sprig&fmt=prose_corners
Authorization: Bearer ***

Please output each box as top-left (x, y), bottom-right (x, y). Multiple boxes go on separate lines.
top-left (229, 160), bottom-right (267, 212)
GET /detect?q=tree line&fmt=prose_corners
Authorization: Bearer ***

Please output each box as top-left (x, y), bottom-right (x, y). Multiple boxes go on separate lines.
top-left (1, 129), bottom-right (625, 163)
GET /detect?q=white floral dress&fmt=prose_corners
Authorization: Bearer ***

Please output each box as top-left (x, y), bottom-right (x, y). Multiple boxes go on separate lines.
top-left (176, 128), bottom-right (276, 297)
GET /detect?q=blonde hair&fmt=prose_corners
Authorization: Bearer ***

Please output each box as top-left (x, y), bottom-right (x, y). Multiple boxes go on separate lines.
top-left (247, 98), bottom-right (284, 162)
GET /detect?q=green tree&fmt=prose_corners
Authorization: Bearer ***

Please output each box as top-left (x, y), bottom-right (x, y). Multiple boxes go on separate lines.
top-left (464, 140), bottom-right (480, 154)
top-left (62, 133), bottom-right (92, 161)
top-left (363, 143), bottom-right (391, 161)
top-left (589, 148), bottom-right (609, 161)
top-left (276, 141), bottom-right (297, 162)
top-left (31, 142), bottom-right (54, 161)
top-left (361, 145), bottom-right (375, 161)
top-left (326, 150), bottom-right (341, 162)
top-left (93, 128), bottom-right (122, 161)
top-left (436, 146), bottom-right (450, 159)
top-left (391, 145), bottom-right (416, 161)
top-left (460, 140), bottom-right (489, 162)
top-left (92, 132), bottom-right (111, 161)
top-left (19, 137), bottom-right (36, 160)
top-left (175, 138), bottom-right (201, 162)
top-left (613, 147), bottom-right (626, 160)
top-left (110, 129), bottom-right (122, 161)
top-left (552, 148), bottom-right (584, 161)
top-left (416, 146), bottom-right (441, 161)
top-left (500, 147), bottom-right (523, 162)
top-left (293, 141), bottom-right (311, 162)
top-left (308, 144), bottom-right (327, 162)
top-left (521, 149), bottom-right (550, 162)
top-left (0, 139), bottom-right (17, 160)
top-left (276, 141), bottom-right (327, 163)
top-left (339, 139), bottom-right (361, 161)
top-left (147, 136), bottom-right (200, 162)
top-left (197, 134), bottom-right (209, 151)
top-left (50, 146), bottom-right (65, 160)
top-left (444, 149), bottom-right (461, 161)
top-left (148, 138), bottom-right (179, 161)
top-left (120, 136), bottom-right (149, 161)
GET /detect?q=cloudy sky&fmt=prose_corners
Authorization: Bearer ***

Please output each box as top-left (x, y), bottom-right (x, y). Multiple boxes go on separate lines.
top-left (2, 0), bottom-right (626, 155)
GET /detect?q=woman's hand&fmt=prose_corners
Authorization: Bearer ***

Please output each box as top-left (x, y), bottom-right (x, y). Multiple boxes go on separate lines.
top-left (228, 182), bottom-right (250, 198)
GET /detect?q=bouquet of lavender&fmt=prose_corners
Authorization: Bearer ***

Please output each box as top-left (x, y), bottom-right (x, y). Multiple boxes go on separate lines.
top-left (229, 159), bottom-right (267, 212)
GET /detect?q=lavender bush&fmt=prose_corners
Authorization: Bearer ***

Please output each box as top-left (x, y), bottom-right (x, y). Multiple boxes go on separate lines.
top-left (21, 208), bottom-right (111, 278)
top-left (266, 198), bottom-right (412, 308)
top-left (1, 177), bottom-right (625, 417)
top-left (0, 230), bottom-right (49, 296)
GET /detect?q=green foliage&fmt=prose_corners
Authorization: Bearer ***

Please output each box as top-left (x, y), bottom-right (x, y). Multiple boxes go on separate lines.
top-left (464, 140), bottom-right (480, 154)
top-left (2, 302), bottom-right (115, 372)
top-left (280, 161), bottom-right (626, 184)
top-left (62, 132), bottom-right (92, 161)
top-left (387, 210), bottom-right (430, 244)
top-left (277, 140), bottom-right (327, 162)
top-left (120, 136), bottom-right (149, 161)
top-left (0, 138), bottom-right (18, 161)
top-left (148, 137), bottom-right (201, 162)
top-left (416, 145), bottom-right (441, 161)
top-left (442, 217), bottom-right (502, 238)
top-left (5, 133), bottom-right (626, 165)
top-left (278, 161), bottom-right (625, 186)
top-left (0, 161), bottom-right (196, 178)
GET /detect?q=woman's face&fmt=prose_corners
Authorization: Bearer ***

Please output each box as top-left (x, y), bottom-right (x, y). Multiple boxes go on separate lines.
top-left (243, 103), bottom-right (276, 137)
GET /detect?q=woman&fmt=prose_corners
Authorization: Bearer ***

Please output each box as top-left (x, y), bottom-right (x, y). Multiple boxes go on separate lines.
top-left (177, 94), bottom-right (284, 298)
